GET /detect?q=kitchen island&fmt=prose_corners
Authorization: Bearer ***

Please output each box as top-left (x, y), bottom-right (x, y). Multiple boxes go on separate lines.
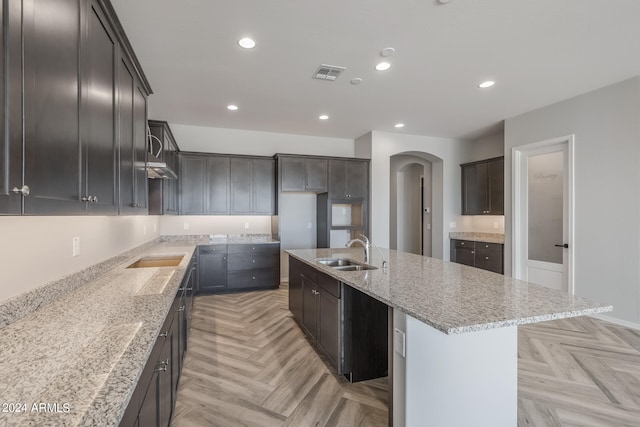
top-left (287, 247), bottom-right (612, 427)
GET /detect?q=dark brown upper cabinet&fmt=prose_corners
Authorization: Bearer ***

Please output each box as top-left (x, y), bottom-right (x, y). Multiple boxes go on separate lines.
top-left (328, 159), bottom-right (369, 199)
top-left (278, 155), bottom-right (328, 192)
top-left (230, 157), bottom-right (275, 215)
top-left (148, 120), bottom-right (180, 215)
top-left (461, 156), bottom-right (504, 215)
top-left (180, 153), bottom-right (275, 216)
top-left (1, 0), bottom-right (151, 216)
top-left (0, 0), bottom-right (23, 215)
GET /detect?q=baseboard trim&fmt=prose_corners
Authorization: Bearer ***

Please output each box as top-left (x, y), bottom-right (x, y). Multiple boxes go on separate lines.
top-left (590, 313), bottom-right (640, 331)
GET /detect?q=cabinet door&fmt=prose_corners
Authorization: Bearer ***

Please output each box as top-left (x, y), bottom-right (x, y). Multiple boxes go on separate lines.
top-left (452, 240), bottom-right (475, 267)
top-left (133, 86), bottom-right (148, 213)
top-left (253, 158), bottom-right (275, 214)
top-left (288, 258), bottom-right (304, 324)
top-left (138, 372), bottom-right (158, 427)
top-left (302, 278), bottom-right (318, 339)
top-left (118, 58), bottom-right (136, 214)
top-left (206, 156), bottom-right (229, 214)
top-left (488, 158), bottom-right (504, 215)
top-left (305, 158), bottom-right (328, 192)
top-left (328, 160), bottom-right (347, 197)
top-left (345, 160), bottom-right (368, 198)
top-left (23, 0), bottom-right (82, 214)
top-left (180, 156), bottom-right (207, 214)
top-left (280, 157), bottom-right (306, 191)
top-left (83, 1), bottom-right (117, 215)
top-left (461, 163), bottom-right (487, 215)
top-left (157, 318), bottom-right (173, 427)
top-left (0, 0), bottom-right (22, 214)
top-left (198, 249), bottom-right (227, 293)
top-left (230, 158), bottom-right (253, 214)
top-left (317, 279), bottom-right (340, 369)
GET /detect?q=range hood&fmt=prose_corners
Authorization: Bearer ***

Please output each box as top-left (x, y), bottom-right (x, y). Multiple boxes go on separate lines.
top-left (147, 129), bottom-right (177, 179)
top-left (147, 160), bottom-right (177, 179)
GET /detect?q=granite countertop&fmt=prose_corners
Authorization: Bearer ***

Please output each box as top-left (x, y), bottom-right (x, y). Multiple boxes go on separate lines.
top-left (287, 248), bottom-right (612, 335)
top-left (449, 231), bottom-right (505, 244)
top-left (0, 241), bottom-right (197, 427)
top-left (161, 233), bottom-right (279, 245)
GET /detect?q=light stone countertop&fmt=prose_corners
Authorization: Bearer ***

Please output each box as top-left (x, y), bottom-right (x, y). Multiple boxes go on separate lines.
top-left (287, 248), bottom-right (612, 335)
top-left (161, 233), bottom-right (279, 245)
top-left (0, 241), bottom-right (197, 427)
top-left (449, 231), bottom-right (505, 244)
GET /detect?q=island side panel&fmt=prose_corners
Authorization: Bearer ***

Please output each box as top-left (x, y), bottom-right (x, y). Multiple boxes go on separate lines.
top-left (404, 315), bottom-right (517, 427)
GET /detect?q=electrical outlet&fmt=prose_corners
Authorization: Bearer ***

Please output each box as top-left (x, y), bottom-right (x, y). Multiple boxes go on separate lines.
top-left (493, 221), bottom-right (499, 229)
top-left (72, 237), bottom-right (80, 257)
top-left (393, 328), bottom-right (406, 358)
top-left (153, 223), bottom-right (157, 232)
top-left (143, 225), bottom-right (146, 235)
top-left (307, 222), bottom-right (312, 229)
top-left (244, 222), bottom-right (249, 229)
top-left (183, 222), bottom-right (189, 230)
top-left (449, 221), bottom-right (457, 228)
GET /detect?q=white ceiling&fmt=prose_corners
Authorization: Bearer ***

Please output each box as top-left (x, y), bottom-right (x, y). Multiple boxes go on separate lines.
top-left (111, 0), bottom-right (640, 141)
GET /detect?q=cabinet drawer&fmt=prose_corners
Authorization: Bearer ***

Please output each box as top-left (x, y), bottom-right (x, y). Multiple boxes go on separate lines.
top-left (474, 250), bottom-right (503, 274)
top-left (227, 243), bottom-right (279, 253)
top-left (297, 261), bottom-right (318, 284)
top-left (227, 268), bottom-right (279, 289)
top-left (317, 272), bottom-right (340, 299)
top-left (199, 244), bottom-right (227, 254)
top-left (475, 242), bottom-right (503, 253)
top-left (453, 239), bottom-right (475, 249)
top-left (227, 252), bottom-right (279, 271)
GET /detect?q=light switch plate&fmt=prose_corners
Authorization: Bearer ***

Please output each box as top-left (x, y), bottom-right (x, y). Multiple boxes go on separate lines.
top-left (394, 328), bottom-right (406, 358)
top-left (72, 237), bottom-right (80, 257)
top-left (183, 222), bottom-right (189, 230)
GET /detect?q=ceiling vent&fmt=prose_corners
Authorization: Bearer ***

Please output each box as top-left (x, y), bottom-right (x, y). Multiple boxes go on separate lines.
top-left (313, 64), bottom-right (346, 81)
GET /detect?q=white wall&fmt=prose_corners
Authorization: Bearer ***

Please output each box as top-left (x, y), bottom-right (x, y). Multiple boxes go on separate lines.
top-left (160, 215), bottom-right (273, 236)
top-left (170, 124), bottom-right (354, 157)
top-left (0, 216), bottom-right (160, 303)
top-left (504, 76), bottom-right (640, 324)
top-left (360, 131), bottom-right (469, 260)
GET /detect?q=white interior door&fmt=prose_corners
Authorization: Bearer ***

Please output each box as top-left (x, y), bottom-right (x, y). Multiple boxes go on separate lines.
top-left (513, 136), bottom-right (574, 293)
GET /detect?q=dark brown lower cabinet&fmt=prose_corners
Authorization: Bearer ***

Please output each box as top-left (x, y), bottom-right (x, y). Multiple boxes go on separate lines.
top-left (198, 243), bottom-right (280, 294)
top-left (120, 254), bottom-right (195, 427)
top-left (450, 239), bottom-right (504, 274)
top-left (288, 256), bottom-right (387, 381)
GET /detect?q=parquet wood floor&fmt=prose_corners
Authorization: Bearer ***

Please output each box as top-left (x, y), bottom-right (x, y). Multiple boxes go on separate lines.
top-left (171, 284), bottom-right (388, 427)
top-left (172, 284), bottom-right (640, 427)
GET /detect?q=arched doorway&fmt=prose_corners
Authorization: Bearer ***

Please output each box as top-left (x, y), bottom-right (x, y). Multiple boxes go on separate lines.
top-left (390, 152), bottom-right (443, 258)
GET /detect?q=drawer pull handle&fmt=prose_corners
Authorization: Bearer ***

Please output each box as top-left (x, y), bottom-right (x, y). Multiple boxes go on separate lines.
top-left (159, 331), bottom-right (168, 337)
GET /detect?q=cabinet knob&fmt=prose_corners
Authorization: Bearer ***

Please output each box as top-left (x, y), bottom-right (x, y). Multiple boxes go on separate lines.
top-left (82, 196), bottom-right (90, 202)
top-left (471, 251), bottom-right (474, 254)
top-left (485, 256), bottom-right (489, 260)
top-left (252, 276), bottom-right (256, 280)
top-left (177, 306), bottom-right (185, 312)
top-left (461, 242), bottom-right (464, 245)
top-left (252, 259), bottom-right (256, 263)
top-left (11, 185), bottom-right (30, 196)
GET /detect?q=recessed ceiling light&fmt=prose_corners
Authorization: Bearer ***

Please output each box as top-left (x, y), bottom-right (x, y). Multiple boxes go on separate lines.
top-left (394, 123), bottom-right (405, 128)
top-left (350, 78), bottom-right (363, 85)
top-left (227, 104), bottom-right (239, 111)
top-left (375, 62), bottom-right (391, 71)
top-left (238, 37), bottom-right (256, 49)
top-left (380, 47), bottom-right (395, 57)
top-left (478, 80), bottom-right (495, 88)
top-left (319, 114), bottom-right (329, 120)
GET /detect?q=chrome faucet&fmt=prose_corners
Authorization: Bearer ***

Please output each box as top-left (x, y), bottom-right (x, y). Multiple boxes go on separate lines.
top-left (346, 234), bottom-right (370, 263)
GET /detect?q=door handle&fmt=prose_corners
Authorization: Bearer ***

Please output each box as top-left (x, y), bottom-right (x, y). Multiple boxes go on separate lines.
top-left (554, 243), bottom-right (569, 248)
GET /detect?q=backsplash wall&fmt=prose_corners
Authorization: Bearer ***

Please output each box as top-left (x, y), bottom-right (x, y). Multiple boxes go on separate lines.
top-left (0, 216), bottom-right (160, 303)
top-left (160, 215), bottom-right (273, 236)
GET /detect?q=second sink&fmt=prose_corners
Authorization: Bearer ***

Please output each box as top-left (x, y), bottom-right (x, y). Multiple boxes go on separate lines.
top-left (316, 257), bottom-right (377, 271)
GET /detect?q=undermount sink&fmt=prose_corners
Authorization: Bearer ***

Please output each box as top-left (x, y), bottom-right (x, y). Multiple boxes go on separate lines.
top-left (316, 257), bottom-right (357, 267)
top-left (127, 255), bottom-right (184, 268)
top-left (316, 258), bottom-right (377, 271)
top-left (332, 264), bottom-right (377, 271)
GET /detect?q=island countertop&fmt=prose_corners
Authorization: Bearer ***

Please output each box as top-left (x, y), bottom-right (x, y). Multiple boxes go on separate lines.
top-left (286, 248), bottom-right (612, 334)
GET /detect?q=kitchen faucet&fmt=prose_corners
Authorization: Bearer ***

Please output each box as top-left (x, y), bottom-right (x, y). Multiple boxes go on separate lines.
top-left (346, 234), bottom-right (370, 263)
